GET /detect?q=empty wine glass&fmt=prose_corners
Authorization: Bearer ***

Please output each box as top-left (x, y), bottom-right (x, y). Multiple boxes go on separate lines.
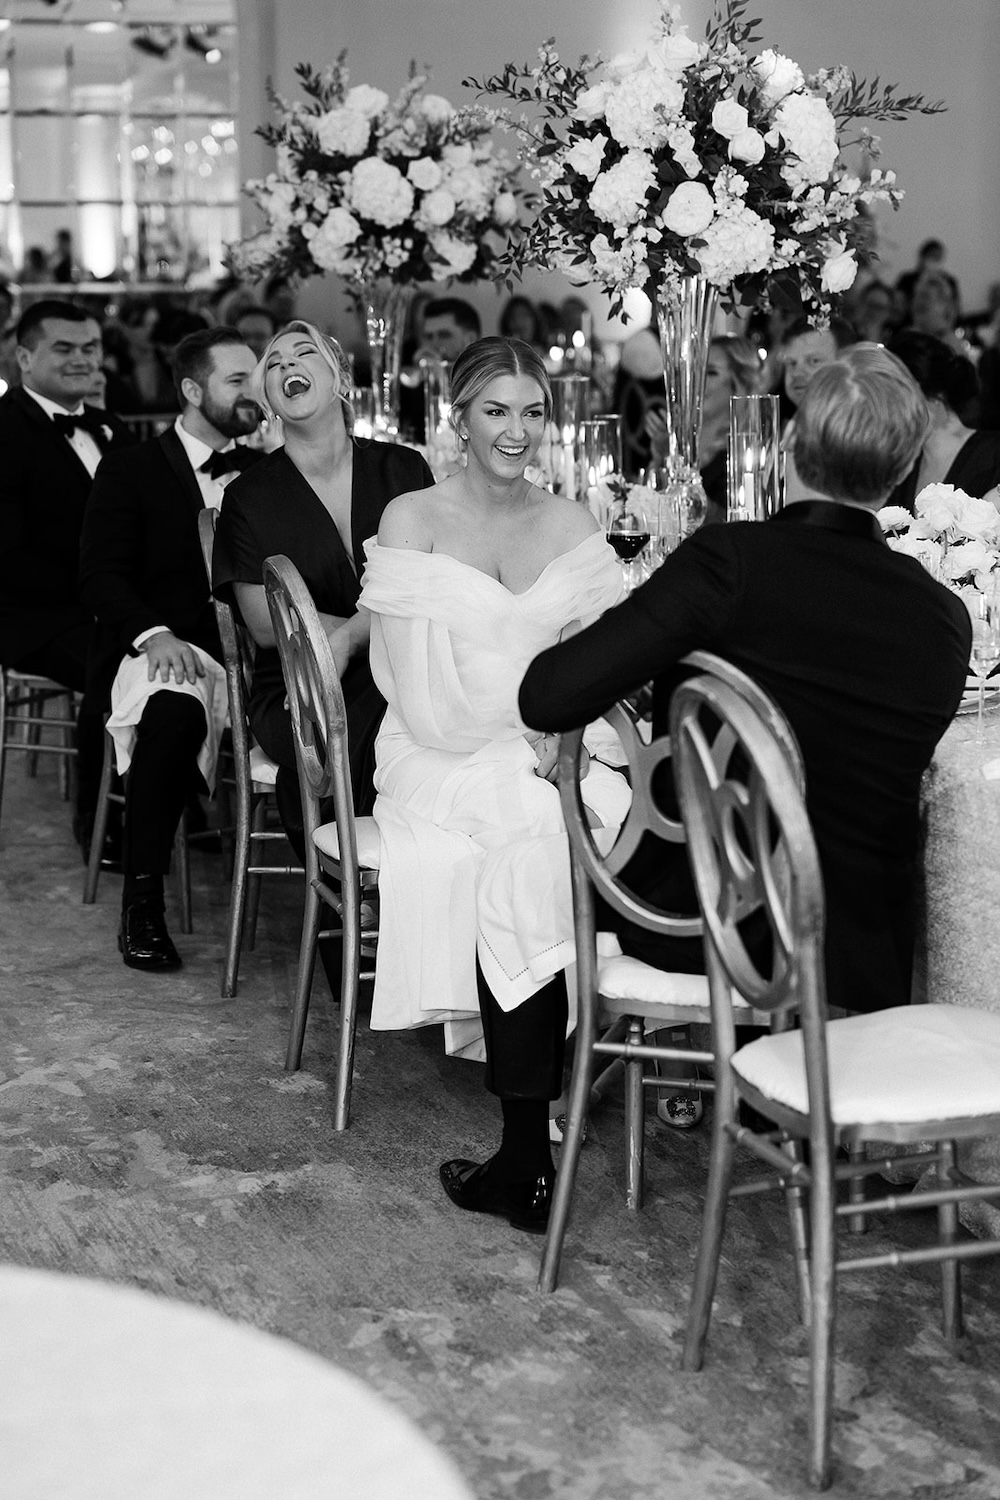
top-left (969, 593), bottom-right (1000, 742)
top-left (607, 503), bottom-right (650, 593)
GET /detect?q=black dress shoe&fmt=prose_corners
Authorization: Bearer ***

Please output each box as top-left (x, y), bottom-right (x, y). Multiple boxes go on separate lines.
top-left (439, 1158), bottom-right (554, 1234)
top-left (118, 901), bottom-right (181, 972)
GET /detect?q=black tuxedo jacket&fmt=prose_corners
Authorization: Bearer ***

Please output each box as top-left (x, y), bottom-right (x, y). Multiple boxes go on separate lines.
top-left (78, 427), bottom-right (259, 708)
top-left (0, 385), bottom-right (133, 665)
top-left (519, 502), bottom-right (972, 1014)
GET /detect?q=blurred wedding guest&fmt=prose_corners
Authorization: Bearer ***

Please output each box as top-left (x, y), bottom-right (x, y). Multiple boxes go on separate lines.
top-left (908, 269), bottom-right (974, 362)
top-left (0, 280), bottom-right (18, 391)
top-left (780, 315), bottom-right (856, 502)
top-left (118, 297), bottom-right (177, 411)
top-left (847, 279), bottom-right (896, 344)
top-left (895, 238), bottom-right (959, 321)
top-left (233, 304), bottom-right (279, 360)
top-left (520, 344), bottom-right (970, 1022)
top-left (213, 321), bottom-right (434, 855)
top-left (49, 228), bottom-right (84, 284)
top-left (415, 297), bottom-right (481, 365)
top-left (0, 300), bottom-right (133, 857)
top-left (886, 331), bottom-right (1000, 508)
top-left (646, 334), bottom-right (763, 522)
top-left (18, 246), bottom-right (48, 285)
top-left (499, 295), bottom-right (545, 354)
top-left (79, 327), bottom-right (261, 972)
top-left (261, 273), bottom-right (297, 328)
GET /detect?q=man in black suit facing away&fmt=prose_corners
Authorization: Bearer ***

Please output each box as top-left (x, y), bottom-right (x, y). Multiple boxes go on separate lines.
top-left (79, 328), bottom-right (261, 971)
top-left (520, 344), bottom-right (971, 1018)
top-left (0, 300), bottom-right (134, 850)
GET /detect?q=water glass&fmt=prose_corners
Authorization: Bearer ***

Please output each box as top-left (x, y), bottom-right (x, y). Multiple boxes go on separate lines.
top-left (970, 592), bottom-right (1000, 742)
top-left (728, 394), bottom-right (782, 521)
top-left (580, 415), bottom-right (622, 493)
top-left (549, 374), bottom-right (590, 501)
top-left (351, 386), bottom-right (376, 441)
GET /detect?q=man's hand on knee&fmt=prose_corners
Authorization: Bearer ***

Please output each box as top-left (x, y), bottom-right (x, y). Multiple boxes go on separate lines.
top-left (141, 631), bottom-right (205, 685)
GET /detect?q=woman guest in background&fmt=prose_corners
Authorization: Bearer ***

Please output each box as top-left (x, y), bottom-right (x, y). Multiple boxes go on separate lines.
top-left (645, 334), bottom-right (763, 523)
top-left (212, 320), bottom-right (434, 852)
top-left (887, 331), bottom-right (1000, 510)
top-left (359, 337), bottom-right (630, 1233)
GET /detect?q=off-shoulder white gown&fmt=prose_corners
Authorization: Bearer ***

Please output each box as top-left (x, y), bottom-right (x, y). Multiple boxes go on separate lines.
top-left (359, 532), bottom-right (631, 1060)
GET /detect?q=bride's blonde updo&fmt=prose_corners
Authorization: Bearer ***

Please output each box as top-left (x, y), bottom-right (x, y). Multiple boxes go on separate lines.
top-left (249, 319), bottom-right (355, 430)
top-left (448, 336), bottom-right (552, 442)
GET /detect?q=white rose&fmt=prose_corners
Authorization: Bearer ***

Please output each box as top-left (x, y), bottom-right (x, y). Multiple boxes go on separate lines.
top-left (666, 122), bottom-right (700, 178)
top-left (660, 180), bottom-right (715, 237)
top-left (564, 133), bottom-right (608, 180)
top-left (420, 188), bottom-right (456, 227)
top-left (887, 532), bottom-right (944, 575)
top-left (573, 82), bottom-right (611, 123)
top-left (820, 244), bottom-right (858, 294)
top-left (407, 156), bottom-right (443, 191)
top-left (307, 207), bottom-right (362, 272)
top-left (729, 128), bottom-right (765, 165)
top-left (945, 539), bottom-right (996, 582)
top-left (877, 505), bottom-right (915, 533)
top-left (711, 99), bottom-right (749, 139)
top-left (588, 150), bottom-right (657, 229)
top-left (752, 49), bottom-right (805, 104)
top-left (442, 142), bottom-right (473, 169)
top-left (647, 30), bottom-right (703, 72)
top-left (493, 191), bottom-right (518, 226)
top-left (419, 93), bottom-right (454, 124)
top-left (314, 107), bottom-right (371, 158)
top-left (915, 484), bottom-right (1000, 541)
top-left (348, 156), bottom-right (415, 227)
top-left (428, 231), bottom-right (477, 278)
top-left (345, 85), bottom-right (389, 120)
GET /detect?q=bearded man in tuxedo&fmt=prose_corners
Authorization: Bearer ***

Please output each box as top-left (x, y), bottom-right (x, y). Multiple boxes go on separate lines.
top-left (0, 299), bottom-right (134, 849)
top-left (79, 327), bottom-right (261, 971)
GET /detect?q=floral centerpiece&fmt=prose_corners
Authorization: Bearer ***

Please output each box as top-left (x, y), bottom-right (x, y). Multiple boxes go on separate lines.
top-left (468, 0), bottom-right (941, 315)
top-left (879, 487), bottom-right (1000, 609)
top-left (469, 0), bottom-right (943, 490)
top-left (231, 56), bottom-right (519, 433)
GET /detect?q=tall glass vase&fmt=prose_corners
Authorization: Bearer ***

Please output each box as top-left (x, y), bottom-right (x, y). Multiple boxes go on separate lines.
top-left (359, 279), bottom-right (415, 439)
top-left (655, 275), bottom-right (719, 530)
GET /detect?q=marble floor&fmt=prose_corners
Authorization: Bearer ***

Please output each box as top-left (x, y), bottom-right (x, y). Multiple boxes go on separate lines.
top-left (3, 757), bottom-right (1000, 1498)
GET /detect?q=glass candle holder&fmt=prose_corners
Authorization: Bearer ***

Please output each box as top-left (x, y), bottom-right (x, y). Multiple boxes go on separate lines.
top-left (727, 394), bottom-right (783, 522)
top-left (547, 373), bottom-right (590, 501)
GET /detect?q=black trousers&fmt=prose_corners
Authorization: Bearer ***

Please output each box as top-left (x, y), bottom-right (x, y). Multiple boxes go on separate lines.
top-left (123, 693), bottom-right (207, 878)
top-left (15, 625), bottom-right (103, 824)
top-left (477, 961), bottom-right (568, 1101)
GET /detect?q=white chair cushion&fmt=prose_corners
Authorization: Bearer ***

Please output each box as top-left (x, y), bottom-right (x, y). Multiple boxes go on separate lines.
top-left (248, 743), bottom-right (279, 787)
top-left (312, 817), bottom-right (381, 869)
top-left (732, 1003), bottom-right (1000, 1126)
top-left (596, 954), bottom-right (751, 1014)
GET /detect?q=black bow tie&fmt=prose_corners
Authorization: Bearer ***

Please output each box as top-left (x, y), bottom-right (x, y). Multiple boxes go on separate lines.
top-left (52, 408), bottom-right (111, 451)
top-left (199, 447), bottom-right (257, 480)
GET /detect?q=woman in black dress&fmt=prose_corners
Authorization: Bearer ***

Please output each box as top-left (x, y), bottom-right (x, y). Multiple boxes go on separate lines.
top-left (886, 331), bottom-right (1000, 511)
top-left (213, 320), bottom-right (434, 851)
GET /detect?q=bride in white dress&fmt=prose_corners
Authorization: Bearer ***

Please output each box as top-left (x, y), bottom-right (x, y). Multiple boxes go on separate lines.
top-left (359, 336), bottom-right (630, 1232)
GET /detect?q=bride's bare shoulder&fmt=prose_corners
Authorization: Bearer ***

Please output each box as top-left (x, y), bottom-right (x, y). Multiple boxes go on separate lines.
top-left (534, 489), bottom-right (601, 543)
top-left (378, 485), bottom-right (451, 548)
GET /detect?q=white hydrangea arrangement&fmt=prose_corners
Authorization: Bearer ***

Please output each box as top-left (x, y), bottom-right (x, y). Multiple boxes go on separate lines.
top-left (880, 486), bottom-right (1000, 611)
top-left (468, 0), bottom-right (942, 315)
top-left (231, 57), bottom-right (519, 287)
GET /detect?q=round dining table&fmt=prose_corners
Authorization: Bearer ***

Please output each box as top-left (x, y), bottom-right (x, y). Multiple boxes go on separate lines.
top-left (916, 692), bottom-right (1000, 1233)
top-left (1, 1264), bottom-right (474, 1500)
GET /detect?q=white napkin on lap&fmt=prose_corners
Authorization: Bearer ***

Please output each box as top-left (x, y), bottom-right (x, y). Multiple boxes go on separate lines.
top-left (106, 646), bottom-right (229, 791)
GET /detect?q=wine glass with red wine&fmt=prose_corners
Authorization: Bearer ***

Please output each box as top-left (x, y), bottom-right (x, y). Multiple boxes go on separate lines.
top-left (607, 503), bottom-right (650, 592)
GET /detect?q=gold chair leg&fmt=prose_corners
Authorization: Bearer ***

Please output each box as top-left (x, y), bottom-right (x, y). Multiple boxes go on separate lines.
top-left (845, 1142), bottom-right (868, 1235)
top-left (682, 1075), bottom-right (737, 1371)
top-left (222, 782), bottom-right (253, 999)
top-left (780, 1138), bottom-right (812, 1327)
top-left (0, 669), bottom-right (9, 829)
top-left (83, 735), bottom-right (116, 905)
top-left (175, 811), bottom-right (192, 934)
top-left (286, 879), bottom-right (322, 1072)
top-left (245, 796), bottom-right (267, 950)
top-left (624, 1017), bottom-right (645, 1212)
top-left (938, 1139), bottom-right (964, 1341)
top-left (333, 878), bottom-right (362, 1131)
top-left (806, 1126), bottom-right (837, 1492)
top-left (538, 991), bottom-right (595, 1294)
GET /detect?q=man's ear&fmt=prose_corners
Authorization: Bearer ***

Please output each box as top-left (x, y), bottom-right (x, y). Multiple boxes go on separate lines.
top-left (15, 344), bottom-right (31, 375)
top-left (181, 375), bottom-right (203, 409)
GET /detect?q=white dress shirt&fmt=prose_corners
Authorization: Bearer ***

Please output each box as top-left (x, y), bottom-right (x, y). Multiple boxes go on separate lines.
top-left (22, 385), bottom-right (106, 478)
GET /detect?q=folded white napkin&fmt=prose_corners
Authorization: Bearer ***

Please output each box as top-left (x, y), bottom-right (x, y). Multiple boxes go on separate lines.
top-left (107, 646), bottom-right (229, 791)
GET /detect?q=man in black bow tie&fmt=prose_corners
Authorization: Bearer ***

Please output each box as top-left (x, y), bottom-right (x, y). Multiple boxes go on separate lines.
top-left (0, 300), bottom-right (134, 849)
top-left (80, 327), bottom-right (261, 971)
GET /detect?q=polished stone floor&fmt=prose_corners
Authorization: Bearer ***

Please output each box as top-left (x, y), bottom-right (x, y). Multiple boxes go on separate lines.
top-left (3, 759), bottom-right (1000, 1498)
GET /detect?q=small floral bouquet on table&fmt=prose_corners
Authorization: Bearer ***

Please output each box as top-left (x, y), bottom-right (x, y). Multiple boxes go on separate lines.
top-left (230, 56), bottom-right (519, 288)
top-left (466, 0), bottom-right (943, 315)
top-left (879, 486), bottom-right (1000, 607)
